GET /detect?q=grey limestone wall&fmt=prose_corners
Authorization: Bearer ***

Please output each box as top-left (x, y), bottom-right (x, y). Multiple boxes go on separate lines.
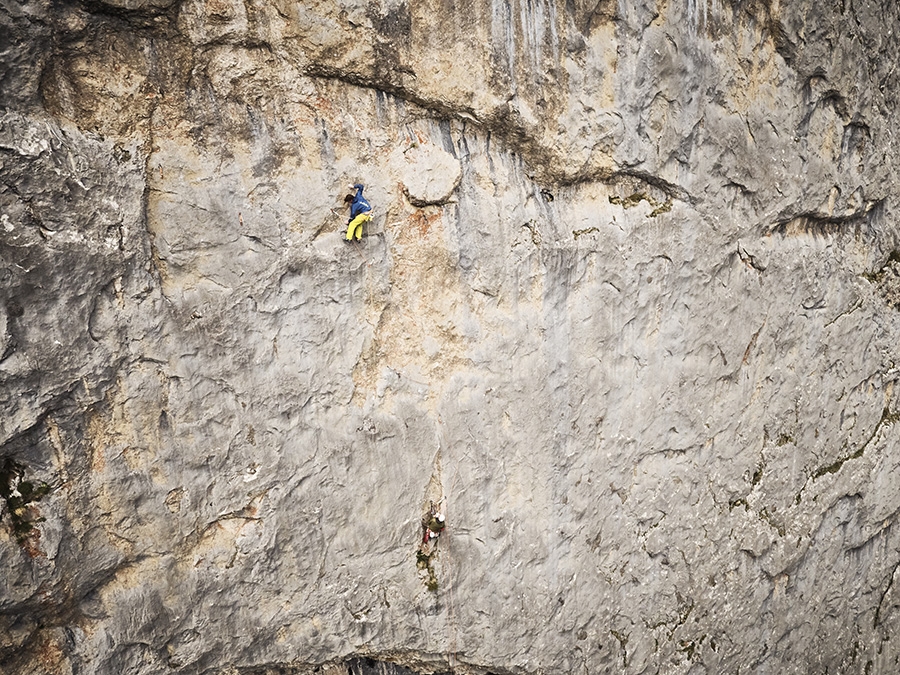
top-left (3, 0), bottom-right (900, 673)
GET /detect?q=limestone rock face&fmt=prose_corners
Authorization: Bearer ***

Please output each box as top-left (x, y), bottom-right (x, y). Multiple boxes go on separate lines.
top-left (3, 1), bottom-right (900, 674)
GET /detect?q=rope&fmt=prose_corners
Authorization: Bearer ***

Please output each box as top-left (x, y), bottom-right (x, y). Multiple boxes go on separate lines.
top-left (351, 237), bottom-right (369, 267)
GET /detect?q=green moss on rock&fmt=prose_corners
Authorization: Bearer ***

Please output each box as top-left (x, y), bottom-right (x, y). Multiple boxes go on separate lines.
top-left (1, 458), bottom-right (52, 544)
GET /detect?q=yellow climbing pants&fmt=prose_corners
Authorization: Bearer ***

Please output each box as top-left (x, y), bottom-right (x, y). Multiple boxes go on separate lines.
top-left (345, 213), bottom-right (372, 241)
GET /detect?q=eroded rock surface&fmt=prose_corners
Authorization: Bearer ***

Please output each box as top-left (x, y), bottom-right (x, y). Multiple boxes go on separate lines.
top-left (3, 0), bottom-right (900, 674)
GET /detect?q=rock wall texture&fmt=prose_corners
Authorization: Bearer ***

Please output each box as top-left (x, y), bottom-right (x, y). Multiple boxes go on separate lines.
top-left (3, 0), bottom-right (900, 673)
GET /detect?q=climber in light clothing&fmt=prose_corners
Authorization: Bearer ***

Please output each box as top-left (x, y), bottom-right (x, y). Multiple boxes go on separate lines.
top-left (345, 183), bottom-right (372, 241)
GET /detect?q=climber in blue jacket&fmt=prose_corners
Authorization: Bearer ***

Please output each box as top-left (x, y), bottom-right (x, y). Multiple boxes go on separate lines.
top-left (345, 183), bottom-right (372, 241)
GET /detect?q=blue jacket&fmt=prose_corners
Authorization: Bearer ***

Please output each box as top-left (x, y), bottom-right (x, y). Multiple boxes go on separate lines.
top-left (349, 184), bottom-right (372, 219)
